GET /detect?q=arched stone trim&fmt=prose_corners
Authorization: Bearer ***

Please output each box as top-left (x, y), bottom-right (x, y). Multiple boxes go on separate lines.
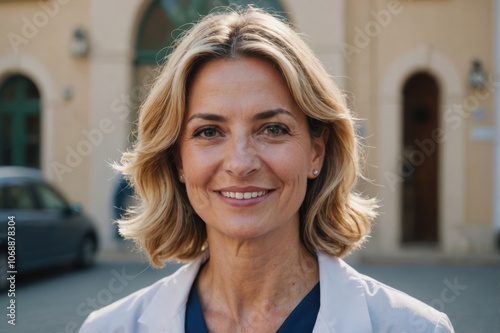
top-left (377, 45), bottom-right (466, 255)
top-left (129, 0), bottom-right (154, 61)
top-left (0, 52), bottom-right (57, 180)
top-left (381, 45), bottom-right (462, 98)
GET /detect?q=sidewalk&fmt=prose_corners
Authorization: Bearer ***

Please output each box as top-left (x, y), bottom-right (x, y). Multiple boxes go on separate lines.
top-left (96, 240), bottom-right (150, 264)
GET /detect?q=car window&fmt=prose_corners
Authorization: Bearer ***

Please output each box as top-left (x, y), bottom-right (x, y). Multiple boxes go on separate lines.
top-left (34, 183), bottom-right (68, 211)
top-left (5, 184), bottom-right (37, 210)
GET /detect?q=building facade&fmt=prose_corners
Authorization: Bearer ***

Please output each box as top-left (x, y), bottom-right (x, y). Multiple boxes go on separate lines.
top-left (1, 0), bottom-right (498, 260)
top-left (345, 0), bottom-right (499, 260)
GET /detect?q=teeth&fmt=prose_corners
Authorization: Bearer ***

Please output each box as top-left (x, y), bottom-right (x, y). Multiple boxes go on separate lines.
top-left (221, 191), bottom-right (268, 200)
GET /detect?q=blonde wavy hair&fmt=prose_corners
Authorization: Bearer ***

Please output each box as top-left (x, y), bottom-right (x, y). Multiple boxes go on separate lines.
top-left (117, 6), bottom-right (377, 267)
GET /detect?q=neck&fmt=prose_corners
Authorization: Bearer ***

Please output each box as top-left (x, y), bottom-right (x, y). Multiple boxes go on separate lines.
top-left (196, 226), bottom-right (319, 324)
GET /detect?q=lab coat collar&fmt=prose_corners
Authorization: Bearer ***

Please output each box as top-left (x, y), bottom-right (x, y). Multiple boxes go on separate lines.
top-left (137, 251), bottom-right (209, 332)
top-left (313, 253), bottom-right (372, 333)
top-left (136, 252), bottom-right (372, 332)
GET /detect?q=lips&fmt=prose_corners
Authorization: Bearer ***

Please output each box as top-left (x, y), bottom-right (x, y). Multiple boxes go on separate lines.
top-left (220, 190), bottom-right (268, 200)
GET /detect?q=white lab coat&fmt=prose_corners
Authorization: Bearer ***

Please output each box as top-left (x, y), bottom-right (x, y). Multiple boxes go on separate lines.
top-left (79, 252), bottom-right (454, 332)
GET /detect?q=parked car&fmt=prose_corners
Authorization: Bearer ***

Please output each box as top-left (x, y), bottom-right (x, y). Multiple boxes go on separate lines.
top-left (0, 167), bottom-right (98, 289)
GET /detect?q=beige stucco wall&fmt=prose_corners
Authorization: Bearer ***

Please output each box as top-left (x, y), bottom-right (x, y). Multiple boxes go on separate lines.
top-left (284, 0), bottom-right (346, 88)
top-left (0, 0), bottom-right (91, 209)
top-left (86, 0), bottom-right (146, 246)
top-left (345, 0), bottom-right (496, 257)
top-left (378, 0), bottom-right (494, 227)
top-left (0, 0), bottom-right (496, 256)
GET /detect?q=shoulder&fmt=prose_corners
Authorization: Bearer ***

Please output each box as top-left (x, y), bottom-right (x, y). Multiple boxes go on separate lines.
top-left (79, 276), bottom-right (168, 333)
top-left (317, 253), bottom-right (454, 333)
top-left (79, 257), bottom-right (204, 333)
top-left (357, 271), bottom-right (454, 332)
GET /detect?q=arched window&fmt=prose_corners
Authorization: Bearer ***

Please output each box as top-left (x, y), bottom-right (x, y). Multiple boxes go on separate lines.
top-left (135, 0), bottom-right (288, 65)
top-left (0, 75), bottom-right (41, 168)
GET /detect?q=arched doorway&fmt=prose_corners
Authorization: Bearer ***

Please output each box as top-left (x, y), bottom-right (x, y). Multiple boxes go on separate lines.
top-left (401, 72), bottom-right (440, 244)
top-left (0, 75), bottom-right (41, 168)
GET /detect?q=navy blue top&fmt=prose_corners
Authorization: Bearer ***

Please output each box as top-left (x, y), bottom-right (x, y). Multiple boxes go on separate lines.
top-left (185, 281), bottom-right (320, 333)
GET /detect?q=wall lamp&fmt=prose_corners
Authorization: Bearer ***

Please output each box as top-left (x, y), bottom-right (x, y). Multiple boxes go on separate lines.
top-left (468, 59), bottom-right (487, 89)
top-left (70, 27), bottom-right (89, 58)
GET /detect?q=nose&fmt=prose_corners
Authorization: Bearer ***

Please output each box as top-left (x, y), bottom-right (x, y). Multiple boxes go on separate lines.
top-left (223, 134), bottom-right (261, 178)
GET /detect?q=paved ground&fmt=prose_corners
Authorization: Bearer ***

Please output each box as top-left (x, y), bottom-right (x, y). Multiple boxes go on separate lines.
top-left (353, 262), bottom-right (500, 333)
top-left (1, 248), bottom-right (498, 333)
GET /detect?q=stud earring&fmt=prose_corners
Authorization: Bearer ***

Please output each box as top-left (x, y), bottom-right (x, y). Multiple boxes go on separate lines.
top-left (179, 175), bottom-right (184, 182)
top-left (312, 169), bottom-right (319, 177)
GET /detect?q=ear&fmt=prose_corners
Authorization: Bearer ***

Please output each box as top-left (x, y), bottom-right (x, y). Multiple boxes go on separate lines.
top-left (309, 127), bottom-right (328, 178)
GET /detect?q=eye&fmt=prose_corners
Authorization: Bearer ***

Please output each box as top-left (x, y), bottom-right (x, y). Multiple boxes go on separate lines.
top-left (193, 126), bottom-right (221, 139)
top-left (262, 123), bottom-right (290, 137)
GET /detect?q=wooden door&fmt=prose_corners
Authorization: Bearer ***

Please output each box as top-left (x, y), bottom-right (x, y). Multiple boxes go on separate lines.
top-left (402, 72), bottom-right (439, 244)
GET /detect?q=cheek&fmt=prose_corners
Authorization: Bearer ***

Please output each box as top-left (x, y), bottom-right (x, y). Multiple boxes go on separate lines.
top-left (180, 145), bottom-right (218, 176)
top-left (261, 143), bottom-right (312, 194)
top-left (180, 145), bottom-right (220, 203)
top-left (263, 141), bottom-right (312, 174)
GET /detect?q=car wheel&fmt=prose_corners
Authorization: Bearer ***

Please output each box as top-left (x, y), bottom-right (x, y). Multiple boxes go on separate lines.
top-left (75, 236), bottom-right (96, 268)
top-left (0, 251), bottom-right (8, 290)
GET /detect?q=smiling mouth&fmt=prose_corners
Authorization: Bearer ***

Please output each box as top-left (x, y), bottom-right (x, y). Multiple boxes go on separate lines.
top-left (220, 191), bottom-right (269, 200)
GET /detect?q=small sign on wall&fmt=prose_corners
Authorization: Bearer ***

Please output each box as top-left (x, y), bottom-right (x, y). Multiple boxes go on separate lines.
top-left (470, 127), bottom-right (497, 142)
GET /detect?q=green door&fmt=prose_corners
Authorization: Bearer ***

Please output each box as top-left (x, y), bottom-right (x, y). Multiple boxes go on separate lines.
top-left (0, 75), bottom-right (41, 168)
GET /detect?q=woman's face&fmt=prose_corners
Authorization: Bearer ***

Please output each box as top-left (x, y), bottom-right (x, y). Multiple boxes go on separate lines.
top-left (177, 57), bottom-right (325, 242)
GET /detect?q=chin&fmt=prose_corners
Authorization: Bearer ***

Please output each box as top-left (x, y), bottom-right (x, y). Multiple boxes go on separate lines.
top-left (225, 226), bottom-right (269, 241)
top-left (209, 219), bottom-right (272, 241)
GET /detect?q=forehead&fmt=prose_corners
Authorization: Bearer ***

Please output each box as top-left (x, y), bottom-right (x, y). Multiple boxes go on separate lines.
top-left (190, 57), bottom-right (286, 86)
top-left (186, 57), bottom-right (299, 116)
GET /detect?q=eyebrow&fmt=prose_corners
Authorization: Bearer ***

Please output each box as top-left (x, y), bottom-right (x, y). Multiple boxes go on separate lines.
top-left (187, 113), bottom-right (225, 123)
top-left (186, 108), bottom-right (295, 123)
top-left (252, 108), bottom-right (296, 121)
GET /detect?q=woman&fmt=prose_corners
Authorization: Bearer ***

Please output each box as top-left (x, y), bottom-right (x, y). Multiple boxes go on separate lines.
top-left (80, 7), bottom-right (454, 333)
